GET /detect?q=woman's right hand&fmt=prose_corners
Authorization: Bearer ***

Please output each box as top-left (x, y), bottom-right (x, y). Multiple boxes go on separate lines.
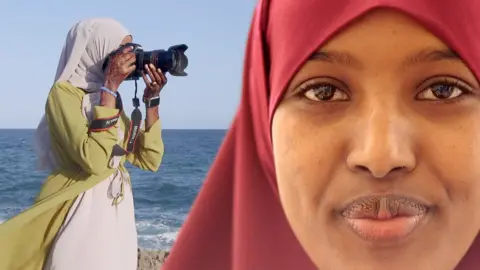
top-left (103, 46), bottom-right (136, 91)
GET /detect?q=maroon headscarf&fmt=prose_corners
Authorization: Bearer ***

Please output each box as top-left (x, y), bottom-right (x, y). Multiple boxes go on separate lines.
top-left (162, 0), bottom-right (480, 269)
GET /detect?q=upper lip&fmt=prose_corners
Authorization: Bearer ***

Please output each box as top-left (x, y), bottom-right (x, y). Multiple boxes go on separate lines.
top-left (341, 194), bottom-right (431, 220)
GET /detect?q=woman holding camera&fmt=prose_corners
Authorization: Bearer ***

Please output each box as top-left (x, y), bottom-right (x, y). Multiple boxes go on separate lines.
top-left (0, 18), bottom-right (165, 270)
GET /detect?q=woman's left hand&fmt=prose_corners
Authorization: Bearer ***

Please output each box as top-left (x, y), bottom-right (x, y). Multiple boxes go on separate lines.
top-left (142, 64), bottom-right (167, 98)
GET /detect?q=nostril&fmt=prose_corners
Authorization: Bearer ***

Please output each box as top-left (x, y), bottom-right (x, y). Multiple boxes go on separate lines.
top-left (392, 166), bottom-right (407, 172)
top-left (346, 145), bottom-right (416, 178)
top-left (353, 164), bottom-right (408, 178)
top-left (355, 165), bottom-right (370, 173)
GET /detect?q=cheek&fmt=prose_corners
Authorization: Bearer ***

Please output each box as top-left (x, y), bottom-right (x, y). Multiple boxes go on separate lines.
top-left (271, 103), bottom-right (344, 230)
top-left (421, 120), bottom-right (480, 210)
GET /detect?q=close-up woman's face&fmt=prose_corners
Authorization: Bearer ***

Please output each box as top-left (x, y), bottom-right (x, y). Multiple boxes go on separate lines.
top-left (272, 9), bottom-right (480, 270)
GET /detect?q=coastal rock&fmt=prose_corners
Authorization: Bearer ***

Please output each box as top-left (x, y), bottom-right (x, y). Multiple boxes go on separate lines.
top-left (138, 248), bottom-right (170, 270)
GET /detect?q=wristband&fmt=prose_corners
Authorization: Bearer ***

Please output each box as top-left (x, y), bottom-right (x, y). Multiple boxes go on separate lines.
top-left (89, 93), bottom-right (123, 132)
top-left (143, 96), bottom-right (160, 108)
top-left (100, 86), bottom-right (118, 98)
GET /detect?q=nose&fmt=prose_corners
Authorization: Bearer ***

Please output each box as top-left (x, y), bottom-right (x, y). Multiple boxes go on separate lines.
top-left (346, 107), bottom-right (416, 178)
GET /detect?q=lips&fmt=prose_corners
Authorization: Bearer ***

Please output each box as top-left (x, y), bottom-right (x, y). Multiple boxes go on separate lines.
top-left (341, 195), bottom-right (430, 242)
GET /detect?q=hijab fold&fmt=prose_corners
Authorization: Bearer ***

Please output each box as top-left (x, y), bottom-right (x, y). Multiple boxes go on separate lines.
top-left (163, 0), bottom-right (480, 269)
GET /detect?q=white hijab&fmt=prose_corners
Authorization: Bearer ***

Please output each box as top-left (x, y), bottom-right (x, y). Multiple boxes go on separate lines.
top-left (34, 18), bottom-right (130, 171)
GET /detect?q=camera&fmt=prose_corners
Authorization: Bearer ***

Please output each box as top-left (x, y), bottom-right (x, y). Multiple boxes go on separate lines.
top-left (103, 43), bottom-right (189, 80)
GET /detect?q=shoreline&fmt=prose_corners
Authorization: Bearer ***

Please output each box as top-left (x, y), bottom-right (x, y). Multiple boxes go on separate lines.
top-left (138, 249), bottom-right (170, 270)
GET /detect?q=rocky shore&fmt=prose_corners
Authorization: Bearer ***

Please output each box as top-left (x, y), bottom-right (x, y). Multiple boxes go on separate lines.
top-left (138, 249), bottom-right (170, 270)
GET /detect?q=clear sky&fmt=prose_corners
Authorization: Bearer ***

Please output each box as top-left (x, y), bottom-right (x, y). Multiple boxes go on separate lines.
top-left (0, 0), bottom-right (257, 129)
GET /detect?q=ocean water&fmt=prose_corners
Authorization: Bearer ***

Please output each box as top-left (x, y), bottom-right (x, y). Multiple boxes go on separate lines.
top-left (0, 129), bottom-right (225, 250)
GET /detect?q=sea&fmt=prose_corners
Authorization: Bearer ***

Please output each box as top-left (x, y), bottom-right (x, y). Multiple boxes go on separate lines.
top-left (0, 129), bottom-right (225, 250)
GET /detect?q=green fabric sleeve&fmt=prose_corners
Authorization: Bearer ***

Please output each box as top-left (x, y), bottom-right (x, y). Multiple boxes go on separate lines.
top-left (126, 118), bottom-right (164, 171)
top-left (46, 82), bottom-right (119, 175)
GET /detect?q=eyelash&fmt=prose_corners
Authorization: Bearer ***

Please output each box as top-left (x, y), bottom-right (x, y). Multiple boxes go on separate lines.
top-left (296, 78), bottom-right (473, 104)
top-left (297, 81), bottom-right (349, 102)
top-left (419, 78), bottom-right (472, 104)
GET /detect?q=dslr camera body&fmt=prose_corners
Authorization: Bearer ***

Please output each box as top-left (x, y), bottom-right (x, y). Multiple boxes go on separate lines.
top-left (103, 43), bottom-right (189, 80)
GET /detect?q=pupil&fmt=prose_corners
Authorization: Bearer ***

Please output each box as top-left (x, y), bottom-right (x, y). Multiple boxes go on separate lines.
top-left (433, 84), bottom-right (453, 99)
top-left (315, 85), bottom-right (335, 100)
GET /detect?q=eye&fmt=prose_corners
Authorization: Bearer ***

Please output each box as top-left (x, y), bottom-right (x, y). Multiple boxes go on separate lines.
top-left (417, 79), bottom-right (472, 101)
top-left (300, 82), bottom-right (349, 102)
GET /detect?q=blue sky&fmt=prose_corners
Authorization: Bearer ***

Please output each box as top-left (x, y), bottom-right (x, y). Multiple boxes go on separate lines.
top-left (0, 0), bottom-right (256, 129)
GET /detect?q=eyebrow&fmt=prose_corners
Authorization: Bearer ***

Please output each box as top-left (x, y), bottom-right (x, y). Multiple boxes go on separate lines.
top-left (402, 49), bottom-right (460, 68)
top-left (309, 51), bottom-right (363, 69)
top-left (308, 48), bottom-right (461, 70)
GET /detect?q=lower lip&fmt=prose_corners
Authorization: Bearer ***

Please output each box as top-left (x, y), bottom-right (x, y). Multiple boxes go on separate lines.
top-left (344, 215), bottom-right (426, 242)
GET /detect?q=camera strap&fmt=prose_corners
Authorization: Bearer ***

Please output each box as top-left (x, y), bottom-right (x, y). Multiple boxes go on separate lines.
top-left (89, 94), bottom-right (123, 132)
top-left (88, 82), bottom-right (142, 154)
top-left (125, 80), bottom-right (142, 153)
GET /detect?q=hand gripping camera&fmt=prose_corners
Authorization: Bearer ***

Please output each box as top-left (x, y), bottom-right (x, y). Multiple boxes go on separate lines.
top-left (103, 43), bottom-right (189, 80)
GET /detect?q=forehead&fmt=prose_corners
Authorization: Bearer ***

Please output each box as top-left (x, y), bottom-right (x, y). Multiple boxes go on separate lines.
top-left (314, 10), bottom-right (461, 70)
top-left (323, 11), bottom-right (448, 58)
top-left (120, 35), bottom-right (133, 45)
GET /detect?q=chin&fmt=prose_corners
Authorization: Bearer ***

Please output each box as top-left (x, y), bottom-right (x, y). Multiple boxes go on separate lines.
top-left (307, 244), bottom-right (459, 270)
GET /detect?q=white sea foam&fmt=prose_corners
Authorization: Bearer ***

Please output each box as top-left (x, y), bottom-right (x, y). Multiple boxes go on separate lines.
top-left (136, 220), bottom-right (179, 250)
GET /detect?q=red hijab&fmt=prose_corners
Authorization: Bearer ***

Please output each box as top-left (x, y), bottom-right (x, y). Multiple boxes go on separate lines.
top-left (162, 0), bottom-right (480, 269)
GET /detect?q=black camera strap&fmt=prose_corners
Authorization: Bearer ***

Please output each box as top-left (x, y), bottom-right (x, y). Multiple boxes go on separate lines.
top-left (125, 80), bottom-right (142, 153)
top-left (89, 94), bottom-right (123, 132)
